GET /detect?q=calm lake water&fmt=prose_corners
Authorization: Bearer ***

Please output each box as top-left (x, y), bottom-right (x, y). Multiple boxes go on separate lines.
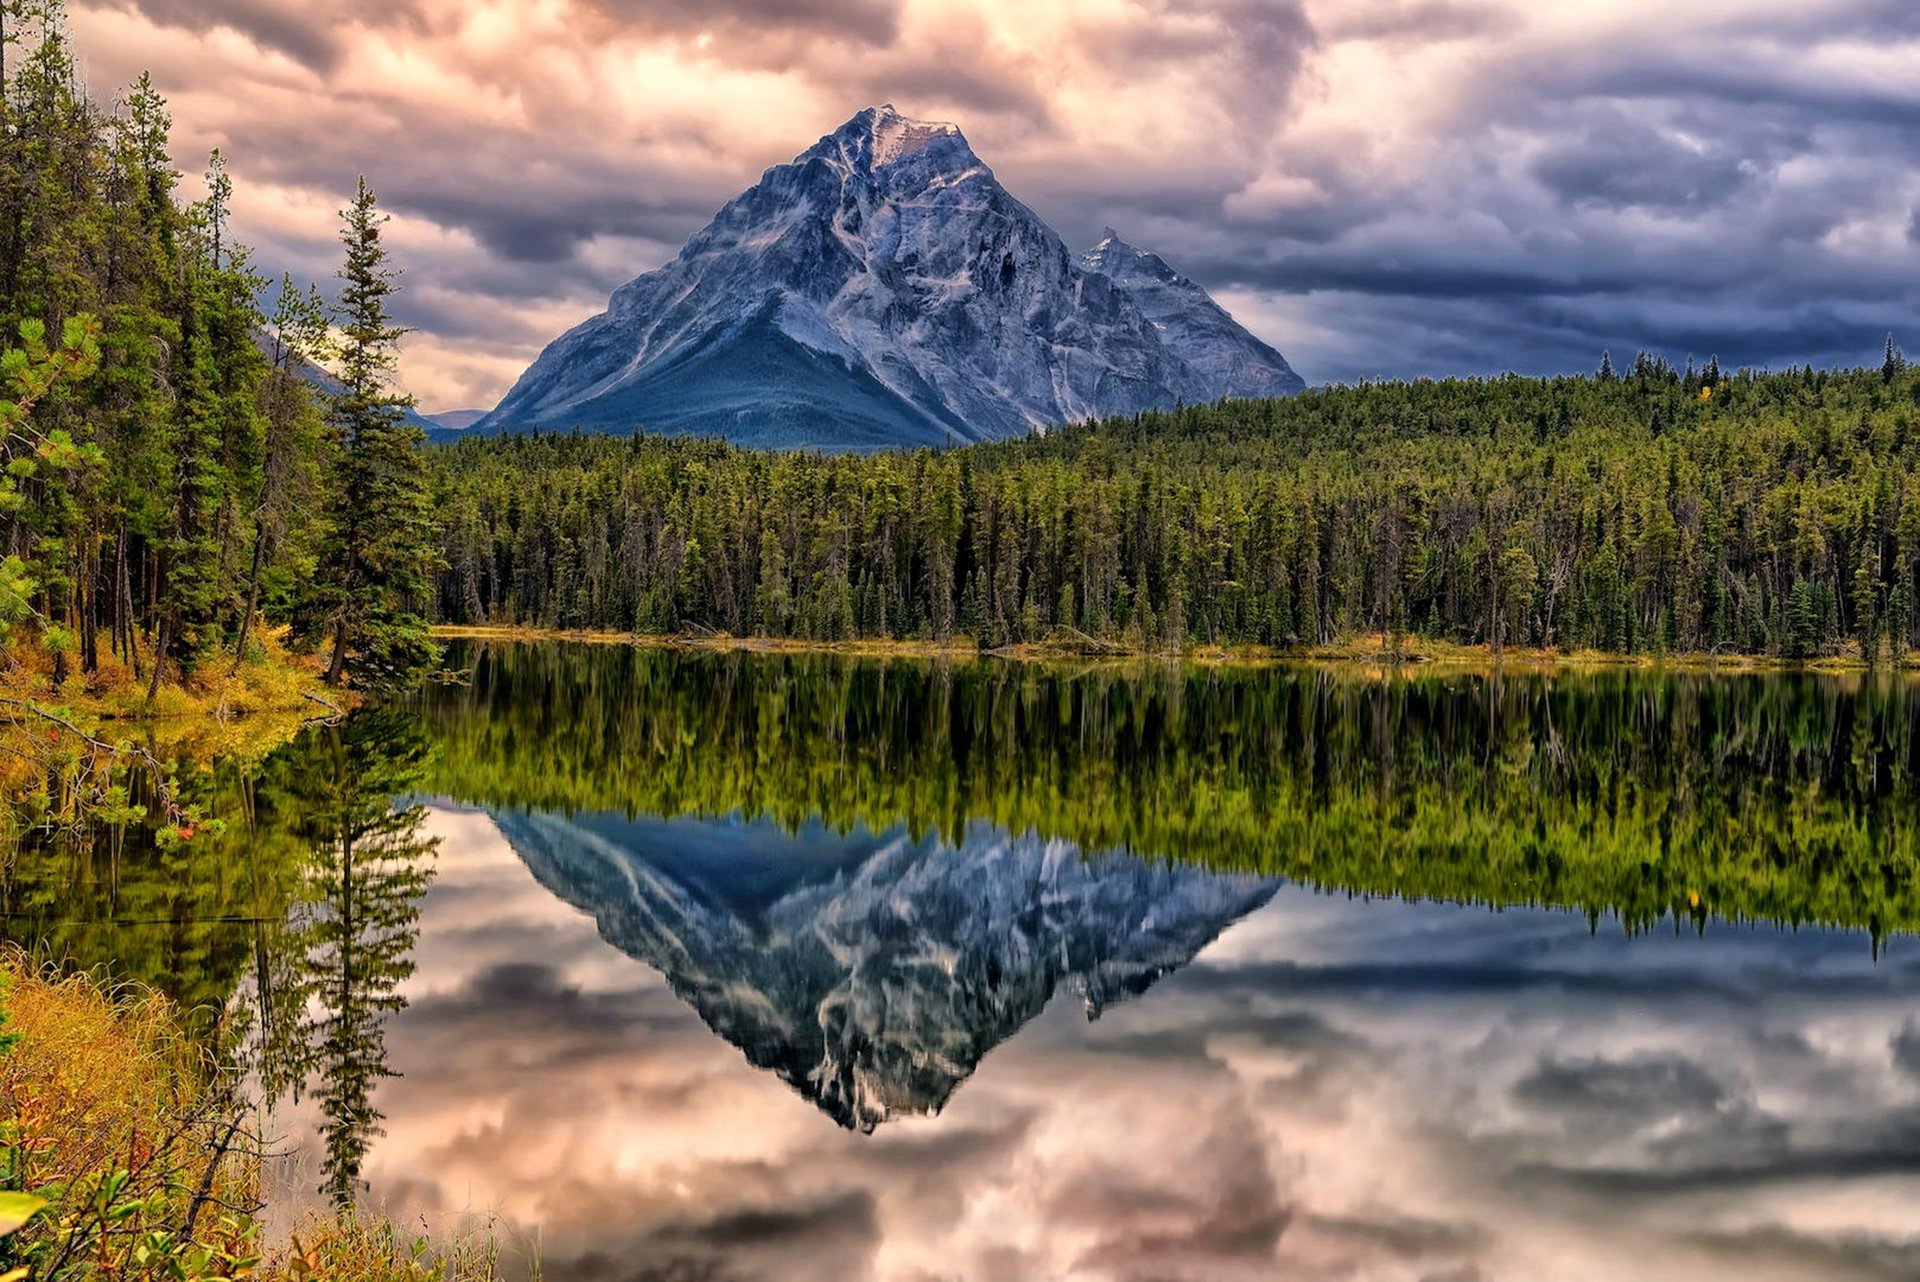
top-left (9, 643), bottom-right (1920, 1282)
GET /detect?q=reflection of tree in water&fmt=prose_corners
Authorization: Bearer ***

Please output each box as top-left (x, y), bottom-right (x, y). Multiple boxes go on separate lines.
top-left (0, 709), bottom-right (439, 1207)
top-left (279, 712), bottom-right (438, 1208)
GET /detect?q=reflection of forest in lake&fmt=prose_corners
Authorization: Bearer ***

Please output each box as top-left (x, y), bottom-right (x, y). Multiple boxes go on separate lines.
top-left (427, 643), bottom-right (1920, 936)
top-left (5, 641), bottom-right (1920, 1270)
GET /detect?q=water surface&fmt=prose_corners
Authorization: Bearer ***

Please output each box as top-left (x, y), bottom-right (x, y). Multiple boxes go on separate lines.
top-left (9, 644), bottom-right (1920, 1282)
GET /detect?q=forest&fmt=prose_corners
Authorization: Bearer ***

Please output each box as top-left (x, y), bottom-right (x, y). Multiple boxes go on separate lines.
top-left (0, 2), bottom-right (436, 709)
top-left (428, 350), bottom-right (1920, 660)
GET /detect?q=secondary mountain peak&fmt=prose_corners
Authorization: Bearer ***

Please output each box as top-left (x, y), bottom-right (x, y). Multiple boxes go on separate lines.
top-left (470, 109), bottom-right (1305, 449)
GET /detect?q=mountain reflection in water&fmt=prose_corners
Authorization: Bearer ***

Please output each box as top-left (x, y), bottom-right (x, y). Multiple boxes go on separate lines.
top-left (322, 804), bottom-right (1920, 1282)
top-left (498, 811), bottom-right (1278, 1130)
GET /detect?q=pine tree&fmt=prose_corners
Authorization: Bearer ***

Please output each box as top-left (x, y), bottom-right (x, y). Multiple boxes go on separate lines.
top-left (232, 277), bottom-right (328, 668)
top-left (310, 178), bottom-right (439, 689)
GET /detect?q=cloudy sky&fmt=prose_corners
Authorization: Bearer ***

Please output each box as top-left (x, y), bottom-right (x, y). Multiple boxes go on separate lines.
top-left (268, 808), bottom-right (1920, 1282)
top-left (68, 0), bottom-right (1920, 411)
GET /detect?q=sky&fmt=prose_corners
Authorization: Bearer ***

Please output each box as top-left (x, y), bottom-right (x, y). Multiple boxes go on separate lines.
top-left (267, 807), bottom-right (1920, 1282)
top-left (66, 0), bottom-right (1920, 412)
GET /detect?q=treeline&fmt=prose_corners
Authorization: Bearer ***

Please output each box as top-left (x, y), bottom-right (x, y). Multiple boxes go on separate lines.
top-left (428, 351), bottom-right (1920, 658)
top-left (0, 3), bottom-right (435, 694)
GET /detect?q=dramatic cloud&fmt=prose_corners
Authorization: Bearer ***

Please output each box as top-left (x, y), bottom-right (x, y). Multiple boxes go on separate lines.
top-left (65, 0), bottom-right (1920, 410)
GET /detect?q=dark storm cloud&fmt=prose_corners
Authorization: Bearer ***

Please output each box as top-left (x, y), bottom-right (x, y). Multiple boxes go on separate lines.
top-left (540, 1191), bottom-right (882, 1282)
top-left (582, 0), bottom-right (903, 46)
top-left (1556, 56), bottom-right (1920, 132)
top-left (663, 1190), bottom-right (880, 1251)
top-left (216, 104), bottom-right (728, 268)
top-left (94, 0), bottom-right (351, 70)
top-left (1529, 118), bottom-right (1759, 213)
top-left (1517, 1105), bottom-right (1920, 1194)
top-left (1684, 1226), bottom-right (1920, 1282)
top-left (853, 52), bottom-right (1055, 125)
top-left (1301, 1210), bottom-right (1486, 1261)
top-left (1891, 1021), bottom-right (1920, 1078)
top-left (1513, 1053), bottom-right (1728, 1119)
top-left (1751, 0), bottom-right (1920, 39)
top-left (1115, 4), bottom-right (1920, 383)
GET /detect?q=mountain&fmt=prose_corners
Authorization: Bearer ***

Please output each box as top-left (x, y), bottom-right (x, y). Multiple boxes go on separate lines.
top-left (1082, 229), bottom-right (1305, 401)
top-left (465, 105), bottom-right (1303, 450)
top-left (495, 811), bottom-right (1280, 1130)
top-left (423, 408), bottom-right (487, 431)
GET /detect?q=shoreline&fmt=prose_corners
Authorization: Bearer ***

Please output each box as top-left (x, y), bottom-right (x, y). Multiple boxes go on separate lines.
top-left (429, 625), bottom-right (1911, 675)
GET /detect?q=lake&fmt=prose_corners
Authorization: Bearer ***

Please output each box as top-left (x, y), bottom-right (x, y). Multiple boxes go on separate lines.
top-left (7, 643), bottom-right (1920, 1282)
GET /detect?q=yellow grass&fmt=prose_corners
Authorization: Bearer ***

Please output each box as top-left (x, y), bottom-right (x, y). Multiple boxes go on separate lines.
top-left (0, 956), bottom-right (528, 1281)
top-left (432, 624), bottom-right (1915, 675)
top-left (0, 953), bottom-right (228, 1194)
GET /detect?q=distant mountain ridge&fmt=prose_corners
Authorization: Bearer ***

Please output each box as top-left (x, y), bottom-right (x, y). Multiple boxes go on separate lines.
top-left (461, 106), bottom-right (1303, 450)
top-left (422, 408), bottom-right (487, 431)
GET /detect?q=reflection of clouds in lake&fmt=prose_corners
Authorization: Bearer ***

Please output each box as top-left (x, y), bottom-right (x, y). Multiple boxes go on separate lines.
top-left (324, 807), bottom-right (1920, 1282)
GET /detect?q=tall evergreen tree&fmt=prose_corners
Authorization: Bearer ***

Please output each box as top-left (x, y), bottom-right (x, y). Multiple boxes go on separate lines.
top-left (309, 178), bottom-right (438, 690)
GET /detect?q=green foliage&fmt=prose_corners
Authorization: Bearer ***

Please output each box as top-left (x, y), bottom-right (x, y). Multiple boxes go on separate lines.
top-left (428, 358), bottom-right (1920, 661)
top-left (0, 7), bottom-right (426, 705)
top-left (0, 1190), bottom-right (46, 1237)
top-left (304, 181), bottom-right (440, 692)
top-left (3, 711), bottom-right (439, 1207)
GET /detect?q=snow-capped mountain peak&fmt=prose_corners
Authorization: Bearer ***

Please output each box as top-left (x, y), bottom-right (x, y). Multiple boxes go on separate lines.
top-left (812, 103), bottom-right (974, 175)
top-left (469, 107), bottom-right (1304, 449)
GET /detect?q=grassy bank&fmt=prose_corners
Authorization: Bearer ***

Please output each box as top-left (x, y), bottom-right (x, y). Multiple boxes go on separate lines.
top-left (0, 628), bottom-right (350, 846)
top-left (0, 952), bottom-right (526, 1281)
top-left (432, 624), bottom-right (1915, 675)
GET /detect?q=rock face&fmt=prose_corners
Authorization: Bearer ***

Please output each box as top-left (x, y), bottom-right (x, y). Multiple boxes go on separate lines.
top-left (496, 811), bottom-right (1280, 1130)
top-left (468, 106), bottom-right (1304, 450)
top-left (1082, 229), bottom-right (1306, 402)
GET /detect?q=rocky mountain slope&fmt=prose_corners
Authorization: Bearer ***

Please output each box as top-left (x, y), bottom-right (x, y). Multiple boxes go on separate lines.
top-left (466, 106), bottom-right (1303, 450)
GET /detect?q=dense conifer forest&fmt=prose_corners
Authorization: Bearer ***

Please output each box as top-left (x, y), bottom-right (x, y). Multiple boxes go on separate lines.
top-left (429, 350), bottom-right (1920, 659)
top-left (0, 3), bottom-right (436, 700)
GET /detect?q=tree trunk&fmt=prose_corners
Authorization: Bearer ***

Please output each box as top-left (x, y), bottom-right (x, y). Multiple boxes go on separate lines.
top-left (118, 535), bottom-right (140, 680)
top-left (145, 615), bottom-right (168, 703)
top-left (230, 525), bottom-right (268, 675)
top-left (80, 549), bottom-right (99, 674)
top-left (325, 616), bottom-right (348, 686)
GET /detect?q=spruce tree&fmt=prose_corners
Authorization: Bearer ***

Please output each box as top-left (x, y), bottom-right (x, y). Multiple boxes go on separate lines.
top-left (311, 178), bottom-right (438, 690)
